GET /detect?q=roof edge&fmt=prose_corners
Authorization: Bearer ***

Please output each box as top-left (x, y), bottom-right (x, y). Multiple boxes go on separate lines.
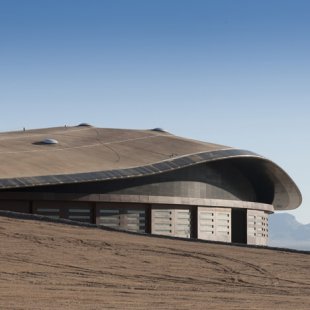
top-left (0, 149), bottom-right (302, 211)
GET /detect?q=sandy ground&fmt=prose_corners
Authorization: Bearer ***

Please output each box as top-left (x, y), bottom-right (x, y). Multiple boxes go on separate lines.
top-left (0, 216), bottom-right (309, 309)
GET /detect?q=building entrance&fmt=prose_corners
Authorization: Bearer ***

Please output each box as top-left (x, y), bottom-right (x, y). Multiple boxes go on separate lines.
top-left (231, 209), bottom-right (247, 244)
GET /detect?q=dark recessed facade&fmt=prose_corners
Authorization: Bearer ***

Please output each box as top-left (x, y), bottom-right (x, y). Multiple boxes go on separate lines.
top-left (0, 125), bottom-right (302, 245)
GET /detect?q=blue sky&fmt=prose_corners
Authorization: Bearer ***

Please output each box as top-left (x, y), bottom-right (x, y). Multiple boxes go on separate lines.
top-left (0, 0), bottom-right (309, 223)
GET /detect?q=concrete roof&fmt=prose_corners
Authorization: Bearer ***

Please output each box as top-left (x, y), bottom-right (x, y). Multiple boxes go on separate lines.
top-left (0, 125), bottom-right (302, 210)
top-left (0, 125), bottom-right (227, 178)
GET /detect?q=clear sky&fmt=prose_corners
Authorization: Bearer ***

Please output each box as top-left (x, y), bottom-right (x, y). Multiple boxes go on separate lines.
top-left (0, 0), bottom-right (309, 223)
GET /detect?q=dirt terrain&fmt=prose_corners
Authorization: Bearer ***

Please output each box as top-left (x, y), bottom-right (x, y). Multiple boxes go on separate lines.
top-left (0, 215), bottom-right (309, 309)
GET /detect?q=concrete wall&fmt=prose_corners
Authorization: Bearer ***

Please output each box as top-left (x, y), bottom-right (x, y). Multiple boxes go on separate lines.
top-left (0, 159), bottom-right (273, 245)
top-left (0, 198), bottom-right (270, 245)
top-left (10, 160), bottom-right (274, 204)
top-left (198, 207), bottom-right (231, 242)
top-left (247, 209), bottom-right (269, 245)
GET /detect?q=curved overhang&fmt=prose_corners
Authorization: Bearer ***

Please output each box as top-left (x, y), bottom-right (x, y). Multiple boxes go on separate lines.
top-left (0, 148), bottom-right (302, 211)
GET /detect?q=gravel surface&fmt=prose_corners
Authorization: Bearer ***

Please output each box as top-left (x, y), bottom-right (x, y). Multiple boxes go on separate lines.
top-left (0, 215), bottom-right (309, 309)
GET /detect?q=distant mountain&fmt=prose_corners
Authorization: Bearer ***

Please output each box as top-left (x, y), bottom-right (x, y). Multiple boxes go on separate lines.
top-left (268, 213), bottom-right (310, 251)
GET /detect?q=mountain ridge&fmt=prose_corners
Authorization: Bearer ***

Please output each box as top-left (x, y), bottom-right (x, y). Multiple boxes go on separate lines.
top-left (269, 213), bottom-right (310, 250)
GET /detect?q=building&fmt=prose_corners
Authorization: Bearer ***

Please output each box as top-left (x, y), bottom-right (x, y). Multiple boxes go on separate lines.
top-left (0, 124), bottom-right (302, 245)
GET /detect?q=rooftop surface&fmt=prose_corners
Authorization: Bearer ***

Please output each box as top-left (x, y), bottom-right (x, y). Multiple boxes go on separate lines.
top-left (0, 125), bottom-right (226, 178)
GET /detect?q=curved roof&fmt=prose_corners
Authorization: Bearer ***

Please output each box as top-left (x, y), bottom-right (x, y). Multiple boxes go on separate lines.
top-left (0, 125), bottom-right (302, 210)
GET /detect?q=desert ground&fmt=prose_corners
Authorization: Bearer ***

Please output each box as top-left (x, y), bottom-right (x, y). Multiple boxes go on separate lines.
top-left (0, 215), bottom-right (309, 309)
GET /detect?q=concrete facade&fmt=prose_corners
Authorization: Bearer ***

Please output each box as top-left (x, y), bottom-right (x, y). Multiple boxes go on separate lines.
top-left (0, 125), bottom-right (302, 245)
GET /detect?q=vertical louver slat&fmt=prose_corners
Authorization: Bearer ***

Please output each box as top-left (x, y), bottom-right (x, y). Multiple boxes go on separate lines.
top-left (99, 209), bottom-right (120, 228)
top-left (68, 208), bottom-right (91, 223)
top-left (198, 207), bottom-right (231, 242)
top-left (175, 210), bottom-right (191, 238)
top-left (98, 206), bottom-right (147, 233)
top-left (151, 207), bottom-right (192, 238)
top-left (247, 210), bottom-right (268, 245)
top-left (122, 209), bottom-right (146, 233)
top-left (151, 209), bottom-right (173, 236)
top-left (36, 208), bottom-right (60, 219)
